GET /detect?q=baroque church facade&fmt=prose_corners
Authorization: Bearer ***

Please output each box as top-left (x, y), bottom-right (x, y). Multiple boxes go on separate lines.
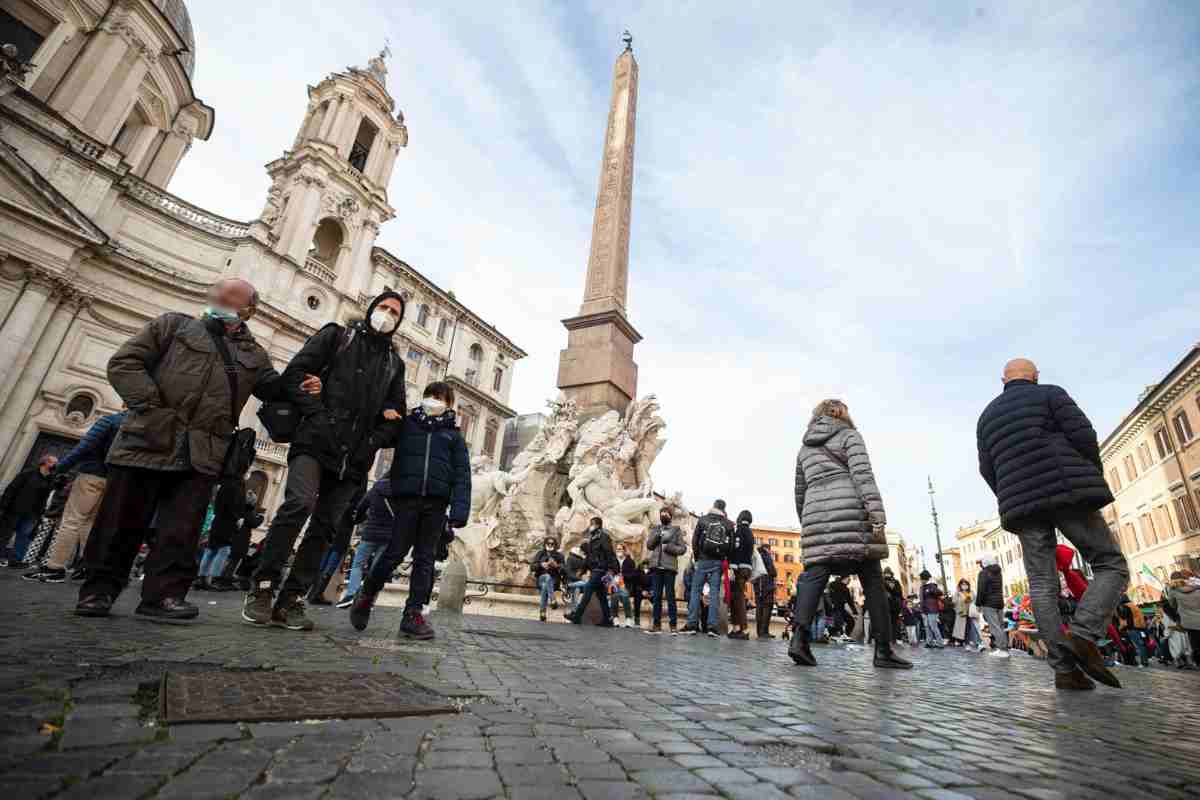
top-left (0, 0), bottom-right (524, 516)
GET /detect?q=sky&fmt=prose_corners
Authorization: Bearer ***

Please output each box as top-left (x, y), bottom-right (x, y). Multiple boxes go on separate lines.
top-left (171, 1), bottom-right (1200, 566)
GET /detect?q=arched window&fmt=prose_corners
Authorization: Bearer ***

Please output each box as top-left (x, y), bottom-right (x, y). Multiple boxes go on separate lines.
top-left (469, 343), bottom-right (483, 364)
top-left (483, 419), bottom-right (499, 457)
top-left (246, 471), bottom-right (268, 508)
top-left (466, 344), bottom-right (484, 386)
top-left (65, 393), bottom-right (95, 420)
top-left (307, 218), bottom-right (343, 280)
top-left (492, 367), bottom-right (503, 392)
top-left (349, 118), bottom-right (379, 172)
top-left (417, 305), bottom-right (429, 327)
top-left (784, 554), bottom-right (794, 563)
top-left (437, 318), bottom-right (449, 341)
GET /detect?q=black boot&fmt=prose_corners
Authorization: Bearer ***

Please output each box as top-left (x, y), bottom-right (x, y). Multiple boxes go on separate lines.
top-left (789, 626), bottom-right (817, 667)
top-left (873, 640), bottom-right (914, 670)
top-left (307, 573), bottom-right (333, 606)
top-left (350, 591), bottom-right (377, 632)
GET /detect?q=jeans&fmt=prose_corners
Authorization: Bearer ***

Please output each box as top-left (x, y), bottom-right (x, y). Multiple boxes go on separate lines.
top-left (650, 569), bottom-right (677, 627)
top-left (609, 586), bottom-right (633, 620)
top-left (6, 515), bottom-right (38, 563)
top-left (1126, 628), bottom-right (1149, 666)
top-left (688, 560), bottom-right (724, 629)
top-left (923, 613), bottom-right (945, 646)
top-left (46, 473), bottom-right (107, 570)
top-left (980, 607), bottom-right (1009, 650)
top-left (341, 540), bottom-right (386, 600)
top-left (730, 567), bottom-right (751, 628)
top-left (565, 579), bottom-right (586, 605)
top-left (537, 573), bottom-right (555, 611)
top-left (753, 577), bottom-right (774, 636)
top-left (963, 617), bottom-right (981, 647)
top-left (80, 466), bottom-right (216, 603)
top-left (198, 546), bottom-right (230, 578)
top-left (810, 616), bottom-right (827, 641)
top-left (572, 569), bottom-right (613, 624)
top-left (1014, 507), bottom-right (1129, 674)
top-left (792, 560), bottom-right (893, 644)
top-left (363, 496), bottom-right (446, 614)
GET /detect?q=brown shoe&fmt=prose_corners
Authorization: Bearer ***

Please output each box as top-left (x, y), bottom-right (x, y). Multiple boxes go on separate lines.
top-left (1055, 668), bottom-right (1095, 691)
top-left (1064, 631), bottom-right (1121, 688)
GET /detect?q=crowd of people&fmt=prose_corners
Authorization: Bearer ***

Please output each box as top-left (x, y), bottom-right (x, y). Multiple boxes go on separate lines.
top-left (2, 283), bottom-right (1200, 690)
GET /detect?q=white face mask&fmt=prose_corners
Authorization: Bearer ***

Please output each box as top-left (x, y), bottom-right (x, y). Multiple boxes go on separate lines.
top-left (422, 397), bottom-right (447, 416)
top-left (370, 309), bottom-right (399, 334)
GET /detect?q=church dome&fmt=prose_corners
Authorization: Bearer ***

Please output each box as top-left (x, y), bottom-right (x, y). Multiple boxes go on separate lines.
top-left (151, 0), bottom-right (196, 78)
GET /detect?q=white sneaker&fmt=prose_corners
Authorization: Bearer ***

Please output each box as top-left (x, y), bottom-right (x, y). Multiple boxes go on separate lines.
top-left (989, 649), bottom-right (1010, 658)
top-left (623, 619), bottom-right (633, 628)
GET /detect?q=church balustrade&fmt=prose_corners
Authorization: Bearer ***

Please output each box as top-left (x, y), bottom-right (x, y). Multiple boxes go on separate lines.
top-left (302, 255), bottom-right (337, 284)
top-left (123, 177), bottom-right (251, 238)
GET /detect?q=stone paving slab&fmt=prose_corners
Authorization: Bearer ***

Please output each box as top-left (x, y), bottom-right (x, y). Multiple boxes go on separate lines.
top-left (1, 573), bottom-right (1199, 799)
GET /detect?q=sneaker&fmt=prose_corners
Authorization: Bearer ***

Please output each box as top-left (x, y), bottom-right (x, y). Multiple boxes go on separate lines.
top-left (989, 649), bottom-right (1010, 659)
top-left (6, 560), bottom-right (27, 570)
top-left (335, 596), bottom-right (355, 609)
top-left (135, 597), bottom-right (199, 621)
top-left (623, 619), bottom-right (633, 628)
top-left (271, 596), bottom-right (315, 632)
top-left (646, 625), bottom-right (662, 635)
top-left (399, 610), bottom-right (435, 640)
top-left (23, 566), bottom-right (66, 583)
top-left (679, 625), bottom-right (699, 636)
top-left (669, 626), bottom-right (678, 636)
top-left (706, 630), bottom-right (720, 638)
top-left (69, 568), bottom-right (87, 582)
top-left (242, 586), bottom-right (275, 625)
top-left (540, 609), bottom-right (547, 622)
top-left (75, 593), bottom-right (113, 617)
top-left (350, 592), bottom-right (376, 631)
top-left (563, 612), bottom-right (580, 625)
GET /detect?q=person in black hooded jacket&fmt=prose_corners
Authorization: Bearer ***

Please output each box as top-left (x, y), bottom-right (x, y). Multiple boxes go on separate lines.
top-left (728, 510), bottom-right (755, 640)
top-left (245, 291), bottom-right (406, 632)
top-left (350, 381), bottom-right (471, 639)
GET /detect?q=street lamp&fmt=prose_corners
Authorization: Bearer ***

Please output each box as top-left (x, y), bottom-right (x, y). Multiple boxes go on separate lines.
top-left (928, 476), bottom-right (948, 593)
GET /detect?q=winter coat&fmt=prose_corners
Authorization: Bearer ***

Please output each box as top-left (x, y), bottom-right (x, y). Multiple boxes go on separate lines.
top-left (976, 380), bottom-right (1114, 530)
top-left (354, 479), bottom-right (398, 544)
top-left (884, 578), bottom-right (903, 618)
top-left (0, 467), bottom-right (55, 518)
top-left (388, 409), bottom-right (472, 525)
top-left (621, 556), bottom-right (647, 595)
top-left (645, 523), bottom-right (686, 572)
top-left (730, 512), bottom-right (755, 566)
top-left (920, 581), bottom-right (943, 614)
top-left (532, 546), bottom-right (566, 582)
top-left (794, 416), bottom-right (887, 565)
top-left (975, 564), bottom-right (1004, 609)
top-left (691, 510), bottom-right (735, 561)
top-left (828, 579), bottom-right (855, 614)
top-left (57, 412), bottom-right (127, 477)
top-left (1166, 584), bottom-right (1200, 629)
top-left (564, 551), bottom-right (588, 582)
top-left (207, 480), bottom-right (250, 549)
top-left (582, 527), bottom-right (620, 573)
top-left (1055, 545), bottom-right (1089, 600)
top-left (106, 314), bottom-right (284, 476)
top-left (287, 292), bottom-right (407, 481)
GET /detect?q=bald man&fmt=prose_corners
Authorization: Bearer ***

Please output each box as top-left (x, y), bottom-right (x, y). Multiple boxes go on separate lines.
top-left (976, 359), bottom-right (1128, 691)
top-left (77, 279), bottom-right (319, 622)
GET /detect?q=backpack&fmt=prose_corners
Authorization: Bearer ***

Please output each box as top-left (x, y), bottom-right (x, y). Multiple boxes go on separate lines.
top-left (257, 324), bottom-right (356, 443)
top-left (700, 517), bottom-right (730, 558)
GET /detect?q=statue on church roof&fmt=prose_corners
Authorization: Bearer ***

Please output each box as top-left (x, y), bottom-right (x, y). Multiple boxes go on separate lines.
top-left (367, 45), bottom-right (390, 85)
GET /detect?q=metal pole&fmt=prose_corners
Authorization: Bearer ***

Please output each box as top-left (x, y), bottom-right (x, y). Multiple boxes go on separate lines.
top-left (928, 476), bottom-right (948, 592)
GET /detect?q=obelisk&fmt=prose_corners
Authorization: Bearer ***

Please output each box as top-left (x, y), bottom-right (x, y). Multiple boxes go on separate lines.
top-left (557, 32), bottom-right (642, 420)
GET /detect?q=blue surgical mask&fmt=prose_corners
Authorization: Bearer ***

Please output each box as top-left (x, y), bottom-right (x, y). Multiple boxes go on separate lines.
top-left (205, 305), bottom-right (241, 323)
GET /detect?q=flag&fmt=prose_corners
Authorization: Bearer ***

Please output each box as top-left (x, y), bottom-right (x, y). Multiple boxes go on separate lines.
top-left (1139, 564), bottom-right (1164, 590)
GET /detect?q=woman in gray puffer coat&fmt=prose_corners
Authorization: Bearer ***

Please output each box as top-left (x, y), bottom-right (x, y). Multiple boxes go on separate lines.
top-left (788, 399), bottom-right (912, 670)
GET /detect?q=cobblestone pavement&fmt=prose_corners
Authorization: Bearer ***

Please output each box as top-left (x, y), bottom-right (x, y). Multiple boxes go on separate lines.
top-left (2, 572), bottom-right (1198, 800)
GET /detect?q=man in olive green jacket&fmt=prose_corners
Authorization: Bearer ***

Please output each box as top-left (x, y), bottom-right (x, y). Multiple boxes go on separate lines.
top-left (76, 279), bottom-right (318, 621)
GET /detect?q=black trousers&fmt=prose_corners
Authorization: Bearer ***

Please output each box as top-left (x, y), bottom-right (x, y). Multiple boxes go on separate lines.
top-left (791, 560), bottom-right (892, 644)
top-left (573, 570), bottom-right (613, 624)
top-left (80, 466), bottom-right (215, 603)
top-left (754, 577), bottom-right (774, 636)
top-left (362, 496), bottom-right (446, 614)
top-left (253, 455), bottom-right (360, 597)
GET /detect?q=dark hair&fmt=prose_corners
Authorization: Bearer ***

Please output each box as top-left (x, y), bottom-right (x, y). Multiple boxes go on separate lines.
top-left (424, 381), bottom-right (455, 406)
top-left (590, 516), bottom-right (603, 527)
top-left (713, 499), bottom-right (726, 511)
top-left (919, 570), bottom-right (931, 580)
top-left (736, 510), bottom-right (752, 525)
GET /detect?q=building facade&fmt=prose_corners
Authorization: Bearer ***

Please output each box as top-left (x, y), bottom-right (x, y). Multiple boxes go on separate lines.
top-left (1099, 343), bottom-right (1200, 601)
top-left (748, 523), bottom-right (802, 603)
top-left (0, 1), bottom-right (522, 521)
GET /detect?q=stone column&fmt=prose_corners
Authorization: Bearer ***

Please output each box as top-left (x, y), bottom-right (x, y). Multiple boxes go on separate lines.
top-left (348, 220), bottom-right (380, 299)
top-left (278, 173), bottom-right (325, 264)
top-left (124, 125), bottom-right (162, 175)
top-left (0, 271), bottom-right (58, 414)
top-left (372, 141), bottom-right (401, 187)
top-left (143, 125), bottom-right (193, 188)
top-left (90, 47), bottom-right (153, 144)
top-left (0, 291), bottom-right (87, 471)
top-left (316, 94), bottom-right (346, 142)
top-left (49, 22), bottom-right (133, 127)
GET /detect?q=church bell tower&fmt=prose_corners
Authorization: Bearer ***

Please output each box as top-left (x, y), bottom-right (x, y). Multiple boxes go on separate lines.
top-left (256, 49), bottom-right (408, 304)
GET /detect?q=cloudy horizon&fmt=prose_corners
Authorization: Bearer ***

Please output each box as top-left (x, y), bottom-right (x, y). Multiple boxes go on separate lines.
top-left (170, 1), bottom-right (1200, 562)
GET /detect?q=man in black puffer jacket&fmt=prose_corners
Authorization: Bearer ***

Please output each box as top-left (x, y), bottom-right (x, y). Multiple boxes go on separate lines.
top-left (246, 291), bottom-right (406, 632)
top-left (351, 381), bottom-right (471, 639)
top-left (974, 554), bottom-right (1007, 655)
top-left (976, 358), bottom-right (1128, 691)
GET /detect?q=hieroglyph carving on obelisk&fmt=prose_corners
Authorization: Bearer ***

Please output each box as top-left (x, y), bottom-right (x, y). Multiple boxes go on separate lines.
top-left (580, 37), bottom-right (637, 318)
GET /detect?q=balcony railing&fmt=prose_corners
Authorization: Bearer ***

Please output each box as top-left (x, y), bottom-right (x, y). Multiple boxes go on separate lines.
top-left (254, 438), bottom-right (288, 459)
top-left (302, 256), bottom-right (337, 284)
top-left (123, 177), bottom-right (251, 238)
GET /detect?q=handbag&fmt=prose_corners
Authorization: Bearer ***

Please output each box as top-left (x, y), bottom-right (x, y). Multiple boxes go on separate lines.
top-left (206, 327), bottom-right (258, 479)
top-left (256, 325), bottom-right (355, 444)
top-left (751, 548), bottom-right (767, 581)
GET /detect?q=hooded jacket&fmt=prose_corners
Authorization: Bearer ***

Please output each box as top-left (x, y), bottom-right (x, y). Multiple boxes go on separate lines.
top-left (731, 511), bottom-right (755, 566)
top-left (794, 415), bottom-right (887, 565)
top-left (354, 478), bottom-right (399, 544)
top-left (692, 508), bottom-right (735, 561)
top-left (286, 291), bottom-right (407, 482)
top-left (645, 522), bottom-right (687, 572)
top-left (1055, 545), bottom-right (1089, 600)
top-left (582, 526), bottom-right (620, 573)
top-left (976, 380), bottom-right (1114, 530)
top-left (1166, 582), bottom-right (1200, 629)
top-left (974, 556), bottom-right (1004, 609)
top-left (0, 467), bottom-right (54, 517)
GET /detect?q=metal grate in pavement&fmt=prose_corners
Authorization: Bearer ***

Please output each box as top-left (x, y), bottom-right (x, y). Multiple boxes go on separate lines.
top-left (159, 670), bottom-right (456, 724)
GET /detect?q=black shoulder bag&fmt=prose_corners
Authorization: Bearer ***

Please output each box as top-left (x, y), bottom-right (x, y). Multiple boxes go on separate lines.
top-left (207, 328), bottom-right (257, 479)
top-left (256, 325), bottom-right (352, 443)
